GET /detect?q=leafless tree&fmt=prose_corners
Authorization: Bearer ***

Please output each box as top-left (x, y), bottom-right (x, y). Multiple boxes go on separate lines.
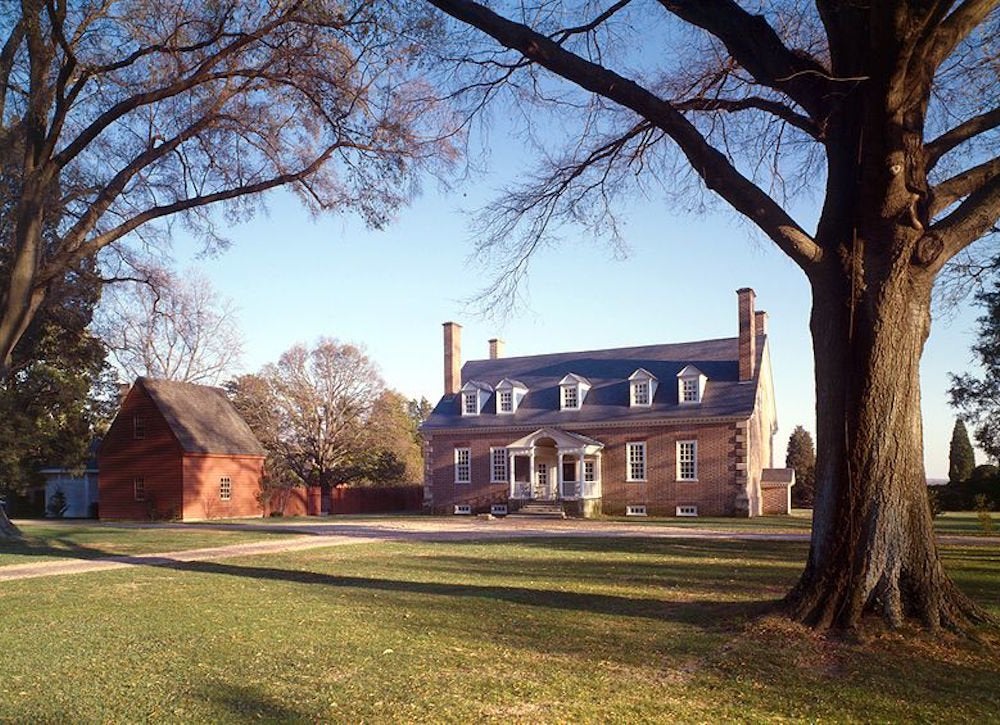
top-left (231, 338), bottom-right (385, 490)
top-left (0, 0), bottom-right (456, 376)
top-left (424, 0), bottom-right (1000, 631)
top-left (94, 267), bottom-right (244, 385)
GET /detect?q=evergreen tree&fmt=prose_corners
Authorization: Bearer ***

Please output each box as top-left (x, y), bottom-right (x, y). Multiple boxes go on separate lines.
top-left (950, 282), bottom-right (1000, 462)
top-left (786, 426), bottom-right (816, 508)
top-left (948, 419), bottom-right (976, 483)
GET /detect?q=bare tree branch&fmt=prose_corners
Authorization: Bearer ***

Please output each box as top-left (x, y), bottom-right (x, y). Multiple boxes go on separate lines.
top-left (929, 156), bottom-right (1000, 216)
top-left (926, 106), bottom-right (1000, 168)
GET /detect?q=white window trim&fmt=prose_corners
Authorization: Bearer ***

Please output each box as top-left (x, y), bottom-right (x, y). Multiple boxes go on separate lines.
top-left (454, 504), bottom-right (472, 515)
top-left (219, 476), bottom-right (232, 501)
top-left (676, 440), bottom-right (698, 481)
top-left (462, 391), bottom-right (479, 416)
top-left (626, 441), bottom-right (647, 482)
top-left (631, 380), bottom-right (651, 406)
top-left (676, 505), bottom-right (699, 517)
top-left (626, 504), bottom-right (648, 516)
top-left (454, 447), bottom-right (471, 484)
top-left (584, 460), bottom-right (596, 482)
top-left (561, 384), bottom-right (580, 410)
top-left (497, 390), bottom-right (514, 414)
top-left (490, 447), bottom-right (508, 483)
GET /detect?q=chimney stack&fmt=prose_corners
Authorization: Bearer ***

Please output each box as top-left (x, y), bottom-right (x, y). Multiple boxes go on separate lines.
top-left (488, 338), bottom-right (505, 359)
top-left (737, 288), bottom-right (756, 382)
top-left (443, 322), bottom-right (462, 395)
top-left (754, 310), bottom-right (768, 337)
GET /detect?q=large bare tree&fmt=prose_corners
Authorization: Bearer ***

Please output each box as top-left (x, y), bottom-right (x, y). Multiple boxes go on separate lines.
top-left (0, 0), bottom-right (454, 376)
top-left (230, 338), bottom-right (385, 491)
top-left (94, 267), bottom-right (244, 385)
top-left (424, 0), bottom-right (1000, 631)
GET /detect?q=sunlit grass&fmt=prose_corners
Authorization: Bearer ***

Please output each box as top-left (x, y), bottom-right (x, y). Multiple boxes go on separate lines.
top-left (0, 521), bottom-right (299, 567)
top-left (1, 536), bottom-right (996, 722)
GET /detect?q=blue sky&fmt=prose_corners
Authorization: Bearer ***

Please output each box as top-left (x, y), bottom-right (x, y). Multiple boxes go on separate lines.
top-left (171, 152), bottom-right (983, 481)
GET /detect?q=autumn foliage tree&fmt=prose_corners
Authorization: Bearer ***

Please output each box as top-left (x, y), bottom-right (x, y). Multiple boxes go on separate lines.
top-left (0, 0), bottom-right (454, 378)
top-left (425, 0), bottom-right (1000, 630)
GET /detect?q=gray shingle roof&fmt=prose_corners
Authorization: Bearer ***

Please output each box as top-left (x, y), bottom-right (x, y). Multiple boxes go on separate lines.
top-left (423, 336), bottom-right (763, 430)
top-left (138, 377), bottom-right (265, 456)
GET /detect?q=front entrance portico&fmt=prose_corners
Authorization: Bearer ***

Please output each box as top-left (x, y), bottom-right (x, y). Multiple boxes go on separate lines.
top-left (505, 428), bottom-right (603, 505)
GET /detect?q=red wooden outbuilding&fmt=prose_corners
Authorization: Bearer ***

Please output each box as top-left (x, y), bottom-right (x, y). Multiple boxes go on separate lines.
top-left (98, 378), bottom-right (266, 521)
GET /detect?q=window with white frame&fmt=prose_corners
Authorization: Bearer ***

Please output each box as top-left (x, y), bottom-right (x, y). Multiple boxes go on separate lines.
top-left (676, 505), bottom-right (698, 517)
top-left (632, 380), bottom-right (650, 405)
top-left (626, 442), bottom-right (647, 481)
top-left (681, 378), bottom-right (699, 403)
top-left (219, 476), bottom-right (232, 501)
top-left (584, 460), bottom-right (596, 482)
top-left (463, 392), bottom-right (478, 415)
top-left (562, 385), bottom-right (579, 409)
top-left (455, 447), bottom-right (471, 483)
top-left (677, 440), bottom-right (698, 480)
top-left (498, 390), bottom-right (513, 413)
top-left (490, 448), bottom-right (508, 483)
top-left (133, 476), bottom-right (145, 502)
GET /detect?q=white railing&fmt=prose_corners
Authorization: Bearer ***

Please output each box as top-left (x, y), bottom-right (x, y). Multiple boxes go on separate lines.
top-left (581, 478), bottom-right (601, 499)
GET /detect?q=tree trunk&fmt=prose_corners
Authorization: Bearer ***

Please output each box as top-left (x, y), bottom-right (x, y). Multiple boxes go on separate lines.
top-left (0, 504), bottom-right (22, 539)
top-left (786, 266), bottom-right (992, 630)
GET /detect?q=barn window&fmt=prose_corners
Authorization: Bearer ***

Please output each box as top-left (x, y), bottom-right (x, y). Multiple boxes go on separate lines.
top-left (133, 477), bottom-right (145, 501)
top-left (219, 476), bottom-right (232, 501)
top-left (132, 415), bottom-right (145, 439)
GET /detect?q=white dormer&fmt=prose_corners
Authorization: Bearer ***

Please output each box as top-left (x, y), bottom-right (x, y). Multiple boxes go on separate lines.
top-left (676, 364), bottom-right (707, 405)
top-left (460, 381), bottom-right (493, 416)
top-left (628, 368), bottom-right (658, 407)
top-left (495, 378), bottom-right (528, 414)
top-left (559, 373), bottom-right (591, 410)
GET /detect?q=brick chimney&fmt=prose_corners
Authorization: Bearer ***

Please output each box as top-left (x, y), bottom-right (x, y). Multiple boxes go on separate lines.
top-left (754, 310), bottom-right (768, 337)
top-left (488, 338), bottom-right (504, 359)
top-left (737, 288), bottom-right (756, 382)
top-left (443, 322), bottom-right (462, 395)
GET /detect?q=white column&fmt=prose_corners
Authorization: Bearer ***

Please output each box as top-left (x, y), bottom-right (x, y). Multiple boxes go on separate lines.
top-left (557, 452), bottom-right (564, 500)
top-left (508, 451), bottom-right (516, 499)
top-left (529, 450), bottom-right (535, 499)
top-left (577, 452), bottom-right (584, 498)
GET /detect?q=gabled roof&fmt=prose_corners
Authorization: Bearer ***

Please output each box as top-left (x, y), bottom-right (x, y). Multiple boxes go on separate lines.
top-left (461, 380), bottom-right (494, 392)
top-left (676, 364), bottom-right (705, 378)
top-left (506, 427), bottom-right (605, 452)
top-left (136, 377), bottom-right (265, 456)
top-left (424, 336), bottom-right (766, 430)
top-left (496, 377), bottom-right (528, 390)
top-left (559, 373), bottom-right (591, 386)
top-left (628, 367), bottom-right (656, 381)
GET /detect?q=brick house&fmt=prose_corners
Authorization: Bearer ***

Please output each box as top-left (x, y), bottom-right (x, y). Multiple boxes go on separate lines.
top-left (98, 378), bottom-right (266, 520)
top-left (421, 289), bottom-right (794, 517)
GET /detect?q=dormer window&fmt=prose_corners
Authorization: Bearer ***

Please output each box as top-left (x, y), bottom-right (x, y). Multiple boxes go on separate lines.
top-left (676, 365), bottom-right (708, 405)
top-left (495, 378), bottom-right (528, 414)
top-left (460, 381), bottom-right (493, 416)
top-left (559, 374), bottom-right (591, 411)
top-left (628, 368), bottom-right (658, 408)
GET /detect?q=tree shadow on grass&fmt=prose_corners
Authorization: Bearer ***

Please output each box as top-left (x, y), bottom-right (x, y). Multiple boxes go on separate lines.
top-left (196, 682), bottom-right (311, 722)
top-left (141, 556), bottom-right (779, 632)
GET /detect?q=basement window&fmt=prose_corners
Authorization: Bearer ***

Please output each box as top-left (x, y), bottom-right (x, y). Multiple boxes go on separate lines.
top-left (676, 505), bottom-right (699, 517)
top-left (454, 504), bottom-right (472, 515)
top-left (626, 504), bottom-right (648, 516)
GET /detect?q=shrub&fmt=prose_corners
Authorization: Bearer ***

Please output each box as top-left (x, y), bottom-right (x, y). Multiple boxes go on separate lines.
top-left (46, 488), bottom-right (68, 518)
top-left (926, 488), bottom-right (943, 518)
top-left (974, 494), bottom-right (995, 534)
top-left (970, 464), bottom-right (999, 481)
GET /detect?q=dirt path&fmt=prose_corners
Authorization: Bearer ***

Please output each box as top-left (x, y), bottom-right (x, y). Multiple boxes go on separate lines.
top-left (2, 517), bottom-right (994, 582)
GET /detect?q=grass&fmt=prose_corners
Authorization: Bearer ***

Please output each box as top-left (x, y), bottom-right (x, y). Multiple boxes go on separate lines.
top-left (0, 520), bottom-right (300, 567)
top-left (0, 534), bottom-right (997, 723)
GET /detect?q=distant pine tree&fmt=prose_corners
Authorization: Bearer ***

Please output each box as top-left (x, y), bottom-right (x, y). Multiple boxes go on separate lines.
top-left (948, 419), bottom-right (976, 483)
top-left (786, 425), bottom-right (816, 508)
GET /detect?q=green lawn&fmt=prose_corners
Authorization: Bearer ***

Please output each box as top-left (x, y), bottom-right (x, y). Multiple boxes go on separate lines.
top-left (0, 521), bottom-right (299, 567)
top-left (1, 536), bottom-right (997, 722)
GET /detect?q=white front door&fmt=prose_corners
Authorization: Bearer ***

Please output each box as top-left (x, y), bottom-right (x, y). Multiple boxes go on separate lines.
top-left (534, 462), bottom-right (554, 500)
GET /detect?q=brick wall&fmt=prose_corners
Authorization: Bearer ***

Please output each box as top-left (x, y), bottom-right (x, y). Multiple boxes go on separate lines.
top-left (98, 384), bottom-right (184, 520)
top-left (426, 420), bottom-right (745, 516)
top-left (181, 454), bottom-right (265, 520)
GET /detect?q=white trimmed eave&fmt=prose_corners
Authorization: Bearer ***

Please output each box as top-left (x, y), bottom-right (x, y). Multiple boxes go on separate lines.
top-left (422, 413), bottom-right (753, 437)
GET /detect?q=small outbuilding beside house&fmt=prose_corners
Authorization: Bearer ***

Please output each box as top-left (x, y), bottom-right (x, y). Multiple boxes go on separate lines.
top-left (98, 377), bottom-right (266, 520)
